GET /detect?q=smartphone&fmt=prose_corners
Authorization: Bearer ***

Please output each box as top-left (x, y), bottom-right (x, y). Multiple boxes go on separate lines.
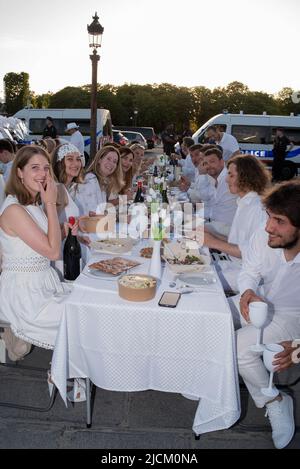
top-left (158, 291), bottom-right (181, 308)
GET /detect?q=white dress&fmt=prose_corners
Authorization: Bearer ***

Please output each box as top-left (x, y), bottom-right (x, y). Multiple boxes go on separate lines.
top-left (0, 195), bottom-right (70, 349)
top-left (75, 173), bottom-right (107, 216)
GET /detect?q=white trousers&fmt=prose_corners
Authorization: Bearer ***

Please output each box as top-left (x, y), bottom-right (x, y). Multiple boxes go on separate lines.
top-left (229, 295), bottom-right (300, 408)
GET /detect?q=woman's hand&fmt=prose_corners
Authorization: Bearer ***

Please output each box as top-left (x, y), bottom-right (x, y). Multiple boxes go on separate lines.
top-left (239, 289), bottom-right (264, 322)
top-left (78, 235), bottom-right (91, 247)
top-left (63, 219), bottom-right (79, 238)
top-left (38, 174), bottom-right (57, 205)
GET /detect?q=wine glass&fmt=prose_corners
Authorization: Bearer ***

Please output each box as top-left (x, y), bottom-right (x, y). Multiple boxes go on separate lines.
top-left (249, 301), bottom-right (268, 352)
top-left (261, 343), bottom-right (284, 397)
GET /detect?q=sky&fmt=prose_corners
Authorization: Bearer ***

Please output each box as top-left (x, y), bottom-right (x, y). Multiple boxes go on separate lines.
top-left (0, 0), bottom-right (299, 100)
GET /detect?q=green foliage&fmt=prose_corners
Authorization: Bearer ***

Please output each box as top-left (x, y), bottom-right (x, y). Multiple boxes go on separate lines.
top-left (10, 75), bottom-right (298, 132)
top-left (49, 86), bottom-right (90, 108)
top-left (4, 72), bottom-right (30, 114)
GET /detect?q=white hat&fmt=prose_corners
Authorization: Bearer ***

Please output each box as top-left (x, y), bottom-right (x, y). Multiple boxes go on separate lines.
top-left (65, 122), bottom-right (79, 132)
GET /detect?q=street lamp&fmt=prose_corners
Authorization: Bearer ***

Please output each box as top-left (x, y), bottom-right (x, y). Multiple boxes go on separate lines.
top-left (133, 109), bottom-right (138, 127)
top-left (87, 12), bottom-right (104, 160)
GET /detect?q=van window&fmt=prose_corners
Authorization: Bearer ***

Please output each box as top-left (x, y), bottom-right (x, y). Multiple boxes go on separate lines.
top-left (29, 118), bottom-right (46, 135)
top-left (271, 127), bottom-right (300, 145)
top-left (232, 125), bottom-right (272, 144)
top-left (29, 118), bottom-right (91, 136)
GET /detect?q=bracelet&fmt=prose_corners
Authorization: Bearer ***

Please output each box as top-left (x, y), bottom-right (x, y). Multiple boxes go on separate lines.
top-left (46, 202), bottom-right (56, 205)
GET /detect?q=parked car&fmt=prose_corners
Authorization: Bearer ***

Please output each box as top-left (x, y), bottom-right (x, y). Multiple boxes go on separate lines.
top-left (119, 130), bottom-right (147, 148)
top-left (112, 130), bottom-right (129, 146)
top-left (113, 126), bottom-right (156, 149)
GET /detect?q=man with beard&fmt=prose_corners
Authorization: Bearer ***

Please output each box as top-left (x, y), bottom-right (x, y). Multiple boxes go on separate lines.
top-left (235, 180), bottom-right (300, 449)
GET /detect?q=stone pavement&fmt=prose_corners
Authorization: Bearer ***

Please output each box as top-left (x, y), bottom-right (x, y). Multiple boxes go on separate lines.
top-left (0, 347), bottom-right (299, 449)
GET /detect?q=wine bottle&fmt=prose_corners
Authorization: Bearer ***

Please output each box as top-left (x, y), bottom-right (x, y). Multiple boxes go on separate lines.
top-left (133, 180), bottom-right (144, 203)
top-left (153, 166), bottom-right (158, 177)
top-left (63, 216), bottom-right (81, 281)
top-left (161, 180), bottom-right (169, 204)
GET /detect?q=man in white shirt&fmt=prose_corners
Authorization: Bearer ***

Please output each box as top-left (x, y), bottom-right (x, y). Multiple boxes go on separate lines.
top-left (179, 144), bottom-right (216, 219)
top-left (177, 137), bottom-right (195, 182)
top-left (66, 123), bottom-right (85, 164)
top-left (206, 125), bottom-right (239, 161)
top-left (0, 139), bottom-right (15, 182)
top-left (202, 147), bottom-right (238, 228)
top-left (235, 180), bottom-right (300, 449)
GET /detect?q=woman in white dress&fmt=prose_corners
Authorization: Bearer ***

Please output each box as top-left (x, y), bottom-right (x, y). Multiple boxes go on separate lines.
top-left (203, 154), bottom-right (271, 292)
top-left (75, 145), bottom-right (124, 216)
top-left (52, 142), bottom-right (91, 274)
top-left (0, 145), bottom-right (70, 359)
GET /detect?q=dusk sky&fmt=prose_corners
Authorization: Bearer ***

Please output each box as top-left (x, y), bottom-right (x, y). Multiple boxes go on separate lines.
top-left (0, 0), bottom-right (299, 100)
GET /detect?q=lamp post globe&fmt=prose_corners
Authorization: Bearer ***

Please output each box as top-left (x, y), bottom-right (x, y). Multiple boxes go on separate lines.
top-left (87, 12), bottom-right (104, 160)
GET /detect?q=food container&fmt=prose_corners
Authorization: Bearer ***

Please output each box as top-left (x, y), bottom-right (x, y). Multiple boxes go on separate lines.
top-left (118, 274), bottom-right (157, 302)
top-left (163, 242), bottom-right (211, 273)
top-left (78, 214), bottom-right (115, 233)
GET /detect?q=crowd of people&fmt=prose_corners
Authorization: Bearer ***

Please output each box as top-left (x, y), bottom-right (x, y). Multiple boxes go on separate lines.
top-left (0, 118), bottom-right (299, 448)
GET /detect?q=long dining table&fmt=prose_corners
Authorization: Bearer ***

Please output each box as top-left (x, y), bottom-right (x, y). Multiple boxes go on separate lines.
top-left (51, 239), bottom-right (241, 435)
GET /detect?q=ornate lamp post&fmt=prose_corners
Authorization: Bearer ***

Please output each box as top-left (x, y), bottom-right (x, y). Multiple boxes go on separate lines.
top-left (87, 12), bottom-right (104, 160)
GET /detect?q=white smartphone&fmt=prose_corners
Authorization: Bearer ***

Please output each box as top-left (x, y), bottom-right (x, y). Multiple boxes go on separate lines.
top-left (158, 291), bottom-right (181, 308)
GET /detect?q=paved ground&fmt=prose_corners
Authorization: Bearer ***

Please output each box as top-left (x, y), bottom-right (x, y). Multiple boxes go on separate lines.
top-left (0, 347), bottom-right (299, 450)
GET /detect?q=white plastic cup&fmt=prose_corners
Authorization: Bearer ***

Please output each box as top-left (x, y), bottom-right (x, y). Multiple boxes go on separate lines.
top-left (249, 301), bottom-right (268, 328)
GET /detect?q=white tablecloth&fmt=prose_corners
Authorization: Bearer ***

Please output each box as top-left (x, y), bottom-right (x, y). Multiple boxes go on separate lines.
top-left (51, 244), bottom-right (240, 435)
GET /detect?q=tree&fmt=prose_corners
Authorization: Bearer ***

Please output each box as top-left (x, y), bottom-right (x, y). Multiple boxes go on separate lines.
top-left (275, 87), bottom-right (300, 116)
top-left (4, 72), bottom-right (30, 115)
top-left (49, 86), bottom-right (90, 108)
top-left (31, 91), bottom-right (52, 109)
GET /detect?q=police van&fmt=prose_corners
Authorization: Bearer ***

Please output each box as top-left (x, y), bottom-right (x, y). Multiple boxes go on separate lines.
top-left (192, 112), bottom-right (300, 176)
top-left (13, 108), bottom-right (113, 154)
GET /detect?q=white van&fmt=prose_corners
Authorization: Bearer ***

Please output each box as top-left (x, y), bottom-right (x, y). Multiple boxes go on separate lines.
top-left (13, 108), bottom-right (113, 154)
top-left (192, 112), bottom-right (300, 175)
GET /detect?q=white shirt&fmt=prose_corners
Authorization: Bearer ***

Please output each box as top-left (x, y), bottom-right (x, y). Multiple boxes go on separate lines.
top-left (218, 133), bottom-right (239, 161)
top-left (178, 154), bottom-right (195, 182)
top-left (75, 173), bottom-right (107, 216)
top-left (2, 160), bottom-right (13, 182)
top-left (238, 227), bottom-right (300, 317)
top-left (188, 173), bottom-right (216, 219)
top-left (70, 130), bottom-right (85, 156)
top-left (211, 167), bottom-right (238, 226)
top-left (228, 192), bottom-right (267, 259)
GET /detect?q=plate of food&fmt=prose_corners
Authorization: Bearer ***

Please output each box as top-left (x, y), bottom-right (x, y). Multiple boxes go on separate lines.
top-left (163, 242), bottom-right (210, 273)
top-left (88, 257), bottom-right (140, 277)
top-left (177, 272), bottom-right (217, 287)
top-left (90, 238), bottom-right (134, 254)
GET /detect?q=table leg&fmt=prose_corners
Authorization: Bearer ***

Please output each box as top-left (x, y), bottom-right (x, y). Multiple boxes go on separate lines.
top-left (86, 378), bottom-right (92, 428)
